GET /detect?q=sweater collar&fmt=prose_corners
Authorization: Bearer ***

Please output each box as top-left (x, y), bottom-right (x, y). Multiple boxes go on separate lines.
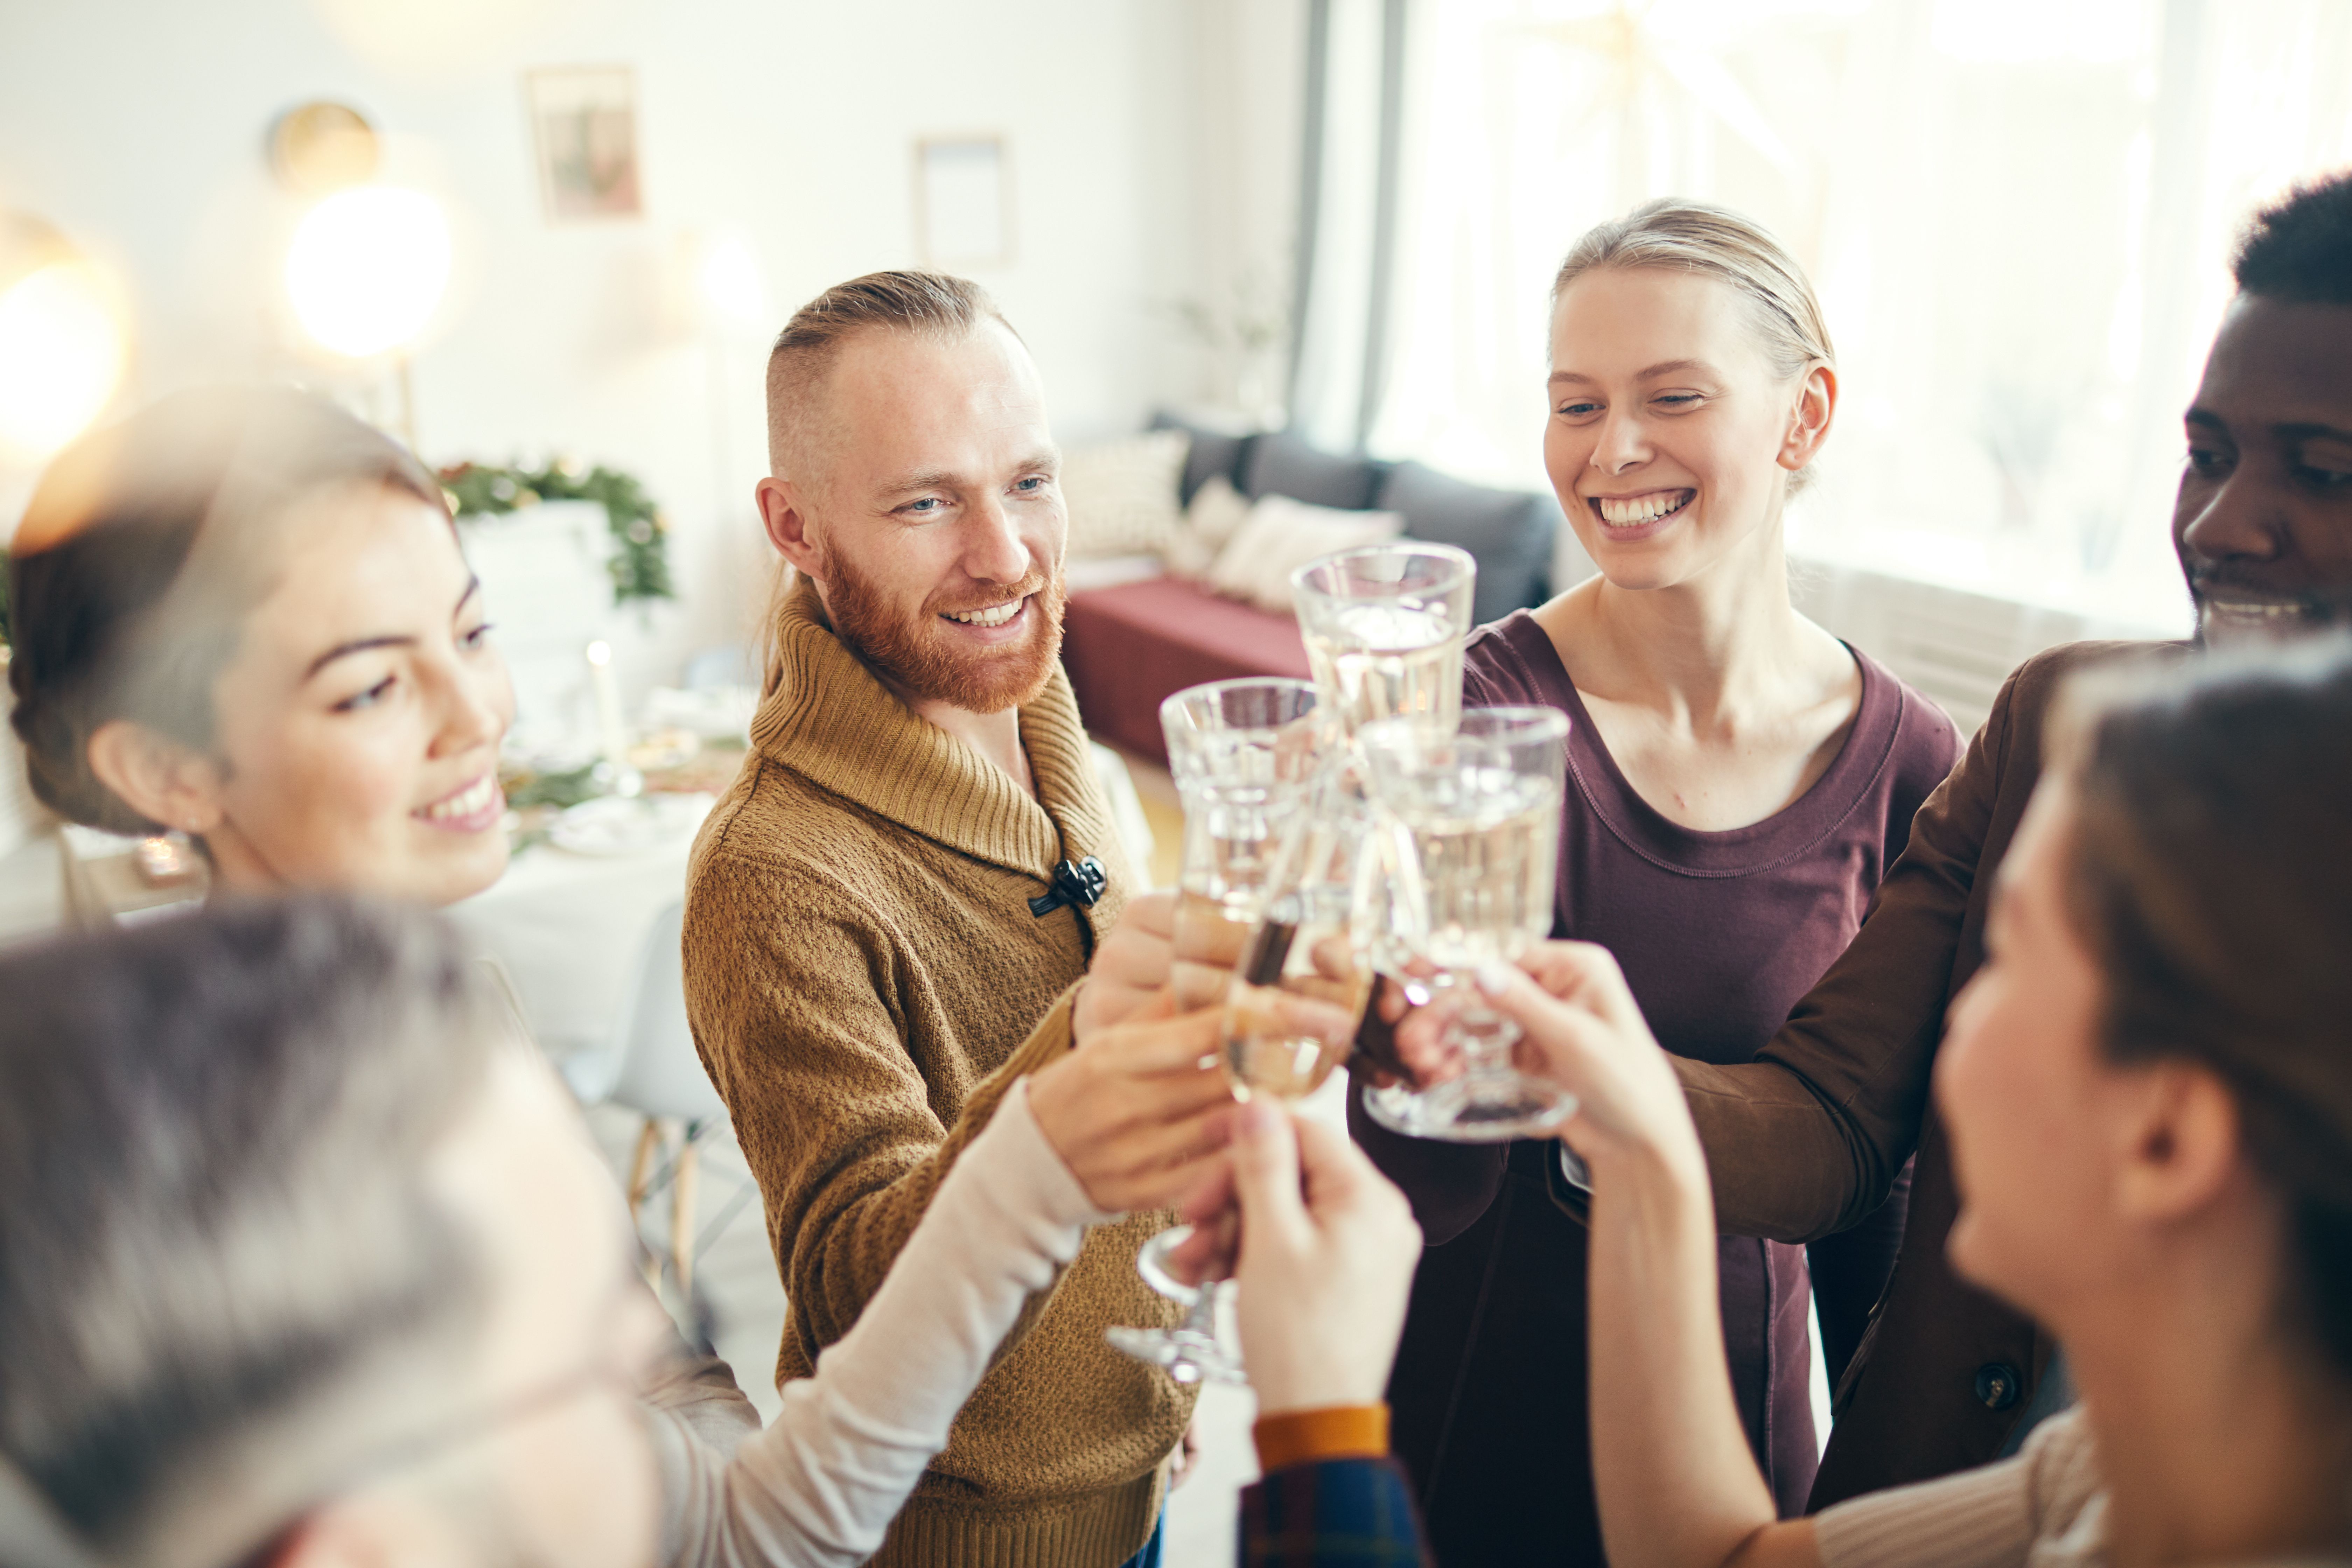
top-left (749, 574), bottom-right (1120, 889)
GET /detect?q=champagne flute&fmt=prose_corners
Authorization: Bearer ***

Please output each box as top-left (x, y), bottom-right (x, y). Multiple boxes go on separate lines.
top-left (1292, 542), bottom-right (1476, 743)
top-left (1158, 678), bottom-right (1325, 1009)
top-left (1218, 768), bottom-right (1381, 1102)
top-left (1109, 677), bottom-right (1326, 1384)
top-left (1290, 541), bottom-right (1477, 1022)
top-left (1103, 1226), bottom-right (1246, 1387)
top-left (1357, 707), bottom-right (1578, 1142)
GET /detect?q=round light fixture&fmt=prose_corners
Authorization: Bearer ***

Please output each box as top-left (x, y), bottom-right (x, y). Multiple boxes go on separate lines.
top-left (285, 184), bottom-right (451, 358)
top-left (0, 215), bottom-right (127, 464)
top-left (268, 100), bottom-right (382, 193)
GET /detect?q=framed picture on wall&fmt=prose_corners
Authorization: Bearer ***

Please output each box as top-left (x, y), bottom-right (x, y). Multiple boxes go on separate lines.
top-left (916, 136), bottom-right (1013, 268)
top-left (526, 66), bottom-right (643, 222)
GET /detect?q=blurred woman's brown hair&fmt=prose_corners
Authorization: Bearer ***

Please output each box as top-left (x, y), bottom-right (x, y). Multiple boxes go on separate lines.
top-left (2059, 636), bottom-right (2352, 1379)
top-left (5, 388), bottom-right (445, 835)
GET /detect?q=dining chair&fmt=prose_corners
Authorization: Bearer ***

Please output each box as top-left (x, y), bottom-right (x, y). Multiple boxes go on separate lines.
top-left (585, 897), bottom-right (732, 1295)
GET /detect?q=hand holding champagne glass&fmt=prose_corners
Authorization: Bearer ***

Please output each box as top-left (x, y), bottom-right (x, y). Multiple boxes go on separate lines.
top-left (1109, 677), bottom-right (1327, 1387)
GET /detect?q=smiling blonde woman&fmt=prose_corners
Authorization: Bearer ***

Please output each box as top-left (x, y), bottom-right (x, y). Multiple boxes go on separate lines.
top-left (1353, 200), bottom-right (1963, 1566)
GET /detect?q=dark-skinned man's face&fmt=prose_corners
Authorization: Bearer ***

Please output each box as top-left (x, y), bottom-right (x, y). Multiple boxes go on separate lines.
top-left (2174, 294), bottom-right (2352, 647)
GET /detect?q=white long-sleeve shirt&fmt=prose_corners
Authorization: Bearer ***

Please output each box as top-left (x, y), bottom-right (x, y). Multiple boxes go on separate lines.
top-left (640, 1078), bottom-right (1116, 1568)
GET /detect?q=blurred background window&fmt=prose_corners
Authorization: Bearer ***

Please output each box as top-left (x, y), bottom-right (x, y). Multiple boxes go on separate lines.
top-left (1298, 0), bottom-right (2352, 632)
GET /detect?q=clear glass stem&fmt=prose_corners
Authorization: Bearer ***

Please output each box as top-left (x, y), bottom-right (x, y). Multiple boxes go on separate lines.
top-left (1450, 995), bottom-right (1521, 1082)
top-left (1176, 1283), bottom-right (1218, 1338)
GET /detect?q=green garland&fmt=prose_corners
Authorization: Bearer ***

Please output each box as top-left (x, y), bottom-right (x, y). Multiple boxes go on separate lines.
top-left (439, 457), bottom-right (676, 607)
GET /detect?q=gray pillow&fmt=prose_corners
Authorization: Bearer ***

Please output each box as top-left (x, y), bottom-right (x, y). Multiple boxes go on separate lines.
top-left (1376, 460), bottom-right (1561, 624)
top-left (1148, 410), bottom-right (1254, 507)
top-left (1243, 429), bottom-right (1387, 512)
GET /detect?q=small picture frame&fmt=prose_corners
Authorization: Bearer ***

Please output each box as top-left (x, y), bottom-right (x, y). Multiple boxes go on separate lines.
top-left (526, 66), bottom-right (643, 222)
top-left (916, 135), bottom-right (1013, 269)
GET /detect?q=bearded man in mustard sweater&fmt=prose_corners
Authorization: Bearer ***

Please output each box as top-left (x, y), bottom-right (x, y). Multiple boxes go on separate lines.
top-left (683, 271), bottom-right (1228, 1568)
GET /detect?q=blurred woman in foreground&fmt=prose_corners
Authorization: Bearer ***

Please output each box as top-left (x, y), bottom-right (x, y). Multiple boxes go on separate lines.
top-left (1472, 641), bottom-right (2352, 1565)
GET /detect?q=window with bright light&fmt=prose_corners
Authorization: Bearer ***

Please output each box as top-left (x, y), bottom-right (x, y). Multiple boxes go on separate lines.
top-left (1370, 0), bottom-right (2352, 629)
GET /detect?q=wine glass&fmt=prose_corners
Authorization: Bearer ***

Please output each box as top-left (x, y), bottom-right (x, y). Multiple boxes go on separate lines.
top-left (1103, 1226), bottom-right (1246, 1386)
top-left (1357, 707), bottom-right (1578, 1142)
top-left (1289, 537), bottom-right (1479, 1027)
top-left (1218, 765), bottom-right (1382, 1103)
top-left (1157, 678), bottom-right (1325, 1009)
top-left (1110, 678), bottom-right (1326, 1384)
top-left (1292, 542), bottom-right (1476, 743)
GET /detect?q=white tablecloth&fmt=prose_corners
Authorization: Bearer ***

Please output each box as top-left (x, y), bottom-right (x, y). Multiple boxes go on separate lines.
top-left (446, 797), bottom-right (712, 1063)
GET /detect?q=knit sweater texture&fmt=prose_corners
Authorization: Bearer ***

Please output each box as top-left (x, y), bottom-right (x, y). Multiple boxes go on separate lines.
top-left (682, 576), bottom-right (1193, 1568)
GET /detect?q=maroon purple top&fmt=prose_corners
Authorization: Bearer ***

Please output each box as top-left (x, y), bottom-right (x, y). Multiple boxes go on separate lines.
top-left (1352, 610), bottom-right (1961, 1565)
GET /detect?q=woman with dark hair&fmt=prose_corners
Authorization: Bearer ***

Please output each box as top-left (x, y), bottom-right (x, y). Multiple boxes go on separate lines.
top-left (0, 386), bottom-right (1232, 1568)
top-left (7, 386), bottom-right (513, 901)
top-left (1472, 638), bottom-right (2352, 1565)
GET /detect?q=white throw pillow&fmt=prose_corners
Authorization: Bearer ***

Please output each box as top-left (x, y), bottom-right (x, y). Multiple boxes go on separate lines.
top-left (1205, 493), bottom-right (1405, 614)
top-left (1163, 474), bottom-right (1255, 578)
top-left (1058, 430), bottom-right (1189, 559)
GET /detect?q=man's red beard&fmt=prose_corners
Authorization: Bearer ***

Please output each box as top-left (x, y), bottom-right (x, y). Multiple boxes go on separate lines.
top-left (821, 550), bottom-right (1067, 715)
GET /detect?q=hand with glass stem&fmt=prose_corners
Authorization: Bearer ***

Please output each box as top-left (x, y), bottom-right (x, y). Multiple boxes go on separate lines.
top-left (1462, 942), bottom-right (1823, 1568)
top-left (1092, 888), bottom-right (1370, 1382)
top-left (1165, 1098), bottom-right (1421, 1416)
top-left (1032, 890), bottom-right (1247, 1214)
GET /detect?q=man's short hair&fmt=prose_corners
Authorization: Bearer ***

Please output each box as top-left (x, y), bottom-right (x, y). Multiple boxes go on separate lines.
top-left (2234, 169), bottom-right (2352, 307)
top-left (0, 897), bottom-right (503, 1565)
top-left (763, 270), bottom-right (1013, 477)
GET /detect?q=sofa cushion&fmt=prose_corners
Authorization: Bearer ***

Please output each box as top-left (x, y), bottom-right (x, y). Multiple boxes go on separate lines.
top-left (1205, 494), bottom-right (1404, 614)
top-left (1149, 409), bottom-right (1255, 506)
top-left (1163, 474), bottom-right (1255, 578)
top-left (1059, 429), bottom-right (1190, 558)
top-left (1375, 460), bottom-right (1560, 624)
top-left (1062, 578), bottom-right (1312, 765)
top-left (1243, 429), bottom-right (1387, 512)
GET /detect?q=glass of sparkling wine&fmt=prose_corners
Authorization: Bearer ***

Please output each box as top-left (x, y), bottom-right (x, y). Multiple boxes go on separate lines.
top-left (1157, 678), bottom-right (1325, 1011)
top-left (1109, 677), bottom-right (1325, 1385)
top-left (1356, 707), bottom-right (1578, 1142)
top-left (1290, 541), bottom-right (1475, 1077)
top-left (1292, 542), bottom-right (1477, 742)
top-left (1219, 769), bottom-right (1381, 1102)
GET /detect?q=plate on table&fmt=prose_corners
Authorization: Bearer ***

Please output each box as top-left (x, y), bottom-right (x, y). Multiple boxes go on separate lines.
top-left (547, 793), bottom-right (715, 857)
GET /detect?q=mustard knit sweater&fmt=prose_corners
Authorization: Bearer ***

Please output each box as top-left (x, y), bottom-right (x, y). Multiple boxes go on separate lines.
top-left (682, 578), bottom-right (1193, 1568)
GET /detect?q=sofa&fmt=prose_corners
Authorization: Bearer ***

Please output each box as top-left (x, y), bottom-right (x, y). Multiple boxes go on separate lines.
top-left (1059, 412), bottom-right (1562, 765)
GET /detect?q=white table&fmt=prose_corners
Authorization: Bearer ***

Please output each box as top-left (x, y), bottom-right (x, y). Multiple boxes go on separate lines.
top-left (449, 742), bottom-right (1155, 1069)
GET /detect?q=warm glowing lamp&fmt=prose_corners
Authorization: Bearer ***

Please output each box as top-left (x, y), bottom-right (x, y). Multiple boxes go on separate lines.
top-left (285, 184), bottom-right (451, 359)
top-left (696, 231), bottom-right (770, 330)
top-left (0, 216), bottom-right (127, 465)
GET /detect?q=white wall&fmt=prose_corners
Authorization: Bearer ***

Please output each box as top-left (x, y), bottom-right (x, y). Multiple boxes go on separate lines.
top-left (1167, 0), bottom-right (1308, 419)
top-left (0, 0), bottom-right (1230, 693)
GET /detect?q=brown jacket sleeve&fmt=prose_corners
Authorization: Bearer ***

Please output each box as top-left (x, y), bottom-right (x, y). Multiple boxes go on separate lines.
top-left (1670, 676), bottom-right (2018, 1242)
top-left (682, 852), bottom-right (1076, 1366)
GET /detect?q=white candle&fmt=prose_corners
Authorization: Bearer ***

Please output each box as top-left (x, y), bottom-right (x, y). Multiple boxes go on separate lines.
top-left (586, 640), bottom-right (629, 772)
